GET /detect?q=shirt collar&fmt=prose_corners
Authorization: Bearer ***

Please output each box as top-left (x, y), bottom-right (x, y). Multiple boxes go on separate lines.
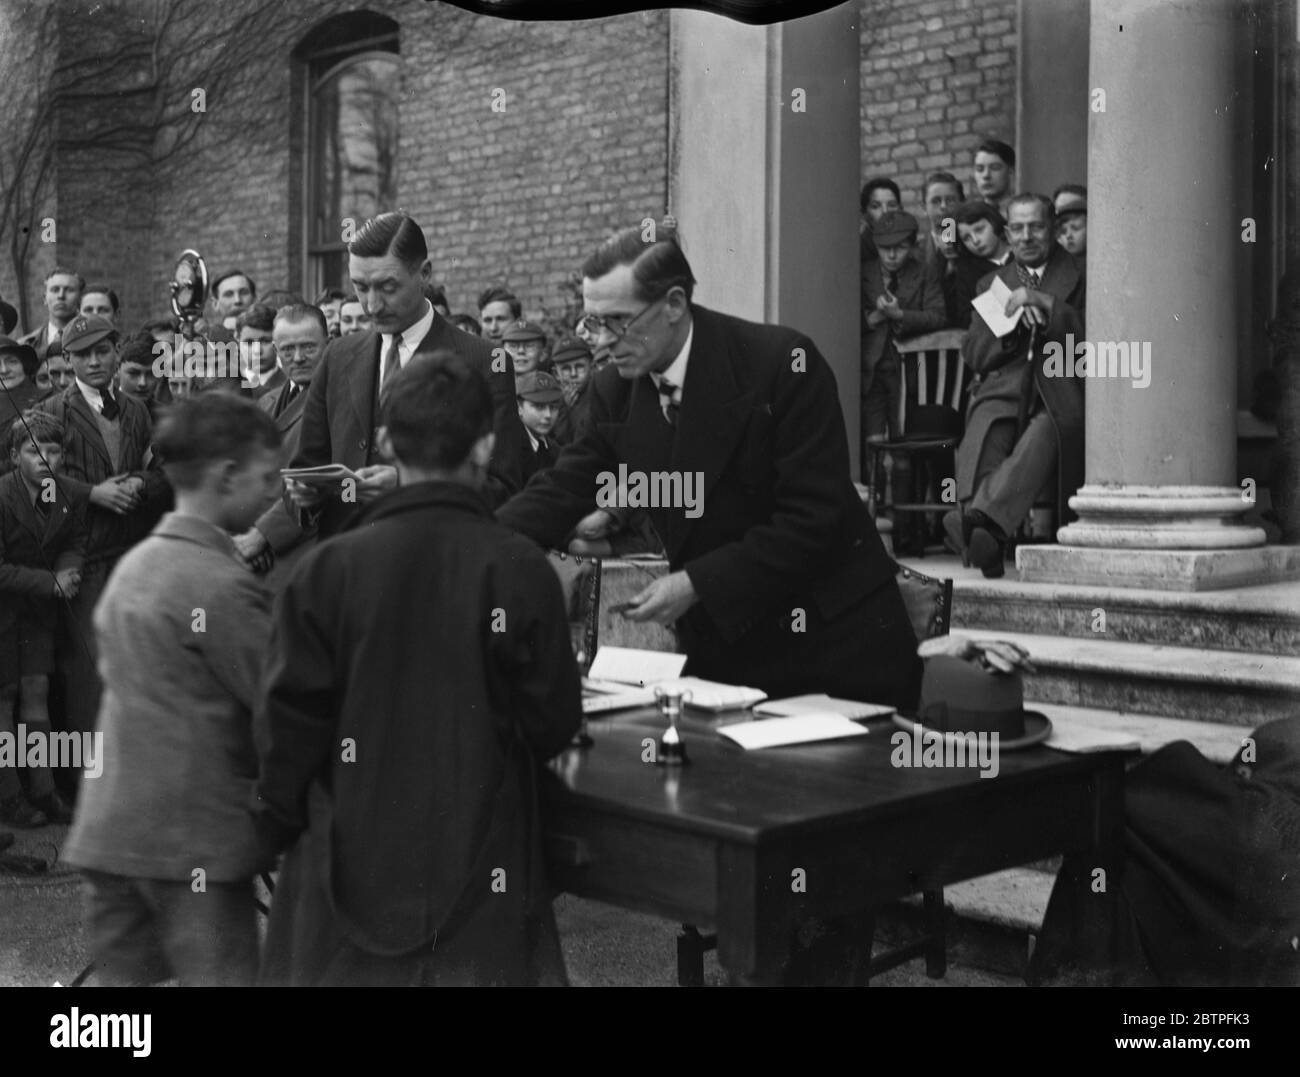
top-left (383, 301), bottom-right (436, 362)
top-left (651, 321), bottom-right (694, 399)
top-left (154, 512), bottom-right (240, 560)
top-left (75, 377), bottom-right (113, 413)
top-left (256, 363), bottom-right (281, 387)
top-left (525, 427), bottom-right (547, 452)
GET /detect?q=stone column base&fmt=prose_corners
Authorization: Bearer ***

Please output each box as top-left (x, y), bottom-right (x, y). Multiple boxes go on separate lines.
top-left (1017, 545), bottom-right (1300, 591)
top-left (1056, 485), bottom-right (1266, 549)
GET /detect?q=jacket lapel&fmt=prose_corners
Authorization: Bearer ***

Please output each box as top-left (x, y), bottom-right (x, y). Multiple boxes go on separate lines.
top-left (64, 388), bottom-right (114, 474)
top-left (666, 309), bottom-right (752, 555)
top-left (346, 332), bottom-right (380, 435)
top-left (1040, 246), bottom-right (1080, 305)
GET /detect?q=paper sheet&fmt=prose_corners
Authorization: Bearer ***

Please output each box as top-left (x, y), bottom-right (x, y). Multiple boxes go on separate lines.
top-left (754, 694), bottom-right (894, 721)
top-left (971, 275), bottom-right (1023, 338)
top-left (586, 646), bottom-right (688, 688)
top-left (718, 714), bottom-right (871, 750)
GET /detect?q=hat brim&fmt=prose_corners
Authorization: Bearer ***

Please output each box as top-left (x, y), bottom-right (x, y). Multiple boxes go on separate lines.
top-left (0, 341), bottom-right (39, 372)
top-left (872, 232), bottom-right (915, 248)
top-left (520, 394), bottom-right (564, 405)
top-left (62, 328), bottom-right (117, 354)
top-left (892, 710), bottom-right (1053, 752)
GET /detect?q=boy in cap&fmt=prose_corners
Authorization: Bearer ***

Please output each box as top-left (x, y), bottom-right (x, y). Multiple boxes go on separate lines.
top-left (0, 411), bottom-right (85, 827)
top-left (35, 314), bottom-right (171, 746)
top-left (255, 351), bottom-right (579, 986)
top-left (1053, 187), bottom-right (1087, 268)
top-left (62, 393), bottom-right (282, 985)
top-left (501, 320), bottom-right (547, 377)
top-left (516, 370), bottom-right (564, 482)
top-left (550, 335), bottom-right (595, 446)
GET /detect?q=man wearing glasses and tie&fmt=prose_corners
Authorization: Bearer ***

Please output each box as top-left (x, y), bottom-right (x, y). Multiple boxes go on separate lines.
top-left (497, 224), bottom-right (921, 710)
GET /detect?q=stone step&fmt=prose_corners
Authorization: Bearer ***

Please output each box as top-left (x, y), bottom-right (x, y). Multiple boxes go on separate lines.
top-left (958, 629), bottom-right (1300, 725)
top-left (951, 574), bottom-right (1300, 657)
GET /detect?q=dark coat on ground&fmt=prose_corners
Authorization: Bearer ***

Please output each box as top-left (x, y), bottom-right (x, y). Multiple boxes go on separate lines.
top-left (954, 246), bottom-right (1086, 527)
top-left (496, 304), bottom-right (922, 709)
top-left (254, 481), bottom-right (581, 986)
top-left (290, 316), bottom-right (526, 536)
top-left (1032, 717), bottom-right (1300, 987)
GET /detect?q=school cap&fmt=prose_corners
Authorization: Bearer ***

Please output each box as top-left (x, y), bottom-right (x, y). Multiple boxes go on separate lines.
top-left (550, 336), bottom-right (593, 367)
top-left (871, 210), bottom-right (920, 247)
top-left (503, 320), bottom-right (546, 343)
top-left (60, 315), bottom-right (119, 354)
top-left (516, 370), bottom-right (564, 404)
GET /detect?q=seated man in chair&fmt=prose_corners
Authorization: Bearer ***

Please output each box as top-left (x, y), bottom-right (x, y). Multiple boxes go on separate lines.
top-left (944, 194), bottom-right (1085, 578)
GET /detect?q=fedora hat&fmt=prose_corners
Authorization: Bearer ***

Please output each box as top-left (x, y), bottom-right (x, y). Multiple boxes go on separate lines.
top-left (893, 654), bottom-right (1052, 751)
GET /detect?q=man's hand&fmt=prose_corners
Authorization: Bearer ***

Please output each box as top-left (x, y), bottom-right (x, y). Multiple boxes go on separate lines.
top-left (1004, 286), bottom-right (1053, 329)
top-left (561, 383), bottom-right (581, 407)
top-left (233, 528), bottom-right (271, 572)
top-left (865, 309), bottom-right (887, 330)
top-left (573, 509), bottom-right (617, 541)
top-left (917, 634), bottom-right (1036, 675)
top-left (53, 567), bottom-right (81, 598)
top-left (621, 570), bottom-right (698, 626)
top-left (876, 292), bottom-right (904, 321)
top-left (353, 465), bottom-right (398, 503)
top-left (284, 477), bottom-right (323, 510)
top-left (89, 477), bottom-right (140, 515)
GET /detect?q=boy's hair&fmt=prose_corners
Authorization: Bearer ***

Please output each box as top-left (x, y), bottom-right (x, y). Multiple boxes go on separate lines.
top-left (423, 282), bottom-right (449, 309)
top-left (213, 269), bottom-right (257, 298)
top-left (45, 266), bottom-right (86, 290)
top-left (350, 213), bottom-right (429, 270)
top-left (381, 351), bottom-right (492, 472)
top-left (82, 284), bottom-right (120, 314)
top-left (1052, 182), bottom-right (1088, 202)
top-left (141, 317), bottom-right (178, 336)
top-left (476, 285), bottom-right (522, 318)
top-left (235, 304), bottom-right (277, 333)
top-left (860, 176), bottom-right (902, 213)
top-left (154, 394), bottom-right (281, 491)
top-left (117, 335), bottom-right (156, 370)
top-left (274, 302), bottom-right (329, 337)
top-left (581, 222), bottom-right (696, 303)
top-left (9, 411), bottom-right (63, 456)
top-left (953, 199), bottom-right (1008, 233)
top-left (449, 313), bottom-right (481, 335)
top-left (975, 139), bottom-right (1016, 168)
top-left (314, 287), bottom-right (348, 305)
top-left (923, 171), bottom-right (965, 201)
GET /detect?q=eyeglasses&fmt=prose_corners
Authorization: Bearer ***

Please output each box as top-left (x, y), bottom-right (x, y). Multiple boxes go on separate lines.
top-left (277, 344), bottom-right (320, 359)
top-left (576, 296), bottom-right (666, 342)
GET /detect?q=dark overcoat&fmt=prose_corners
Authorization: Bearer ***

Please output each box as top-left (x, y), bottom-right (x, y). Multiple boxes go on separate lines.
top-left (253, 380), bottom-right (313, 589)
top-left (254, 481), bottom-right (581, 986)
top-left (496, 305), bottom-right (922, 709)
top-left (954, 247), bottom-right (1086, 527)
top-left (290, 315), bottom-right (526, 535)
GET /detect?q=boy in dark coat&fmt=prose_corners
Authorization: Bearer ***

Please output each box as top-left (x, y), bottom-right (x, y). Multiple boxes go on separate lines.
top-left (0, 412), bottom-right (85, 827)
top-left (255, 351), bottom-right (581, 987)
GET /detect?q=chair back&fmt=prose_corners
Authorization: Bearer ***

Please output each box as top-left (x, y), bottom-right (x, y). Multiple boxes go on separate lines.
top-left (547, 551), bottom-right (601, 668)
top-left (893, 329), bottom-right (968, 438)
top-left (893, 559), bottom-right (953, 641)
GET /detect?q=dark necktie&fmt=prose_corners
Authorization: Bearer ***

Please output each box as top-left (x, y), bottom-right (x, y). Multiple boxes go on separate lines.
top-left (657, 379), bottom-right (679, 427)
top-left (380, 336), bottom-right (402, 397)
top-left (99, 389), bottom-right (119, 421)
top-left (887, 271), bottom-right (900, 294)
top-left (1015, 262), bottom-right (1041, 290)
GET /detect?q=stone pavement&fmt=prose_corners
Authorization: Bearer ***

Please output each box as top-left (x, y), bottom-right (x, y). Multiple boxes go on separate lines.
top-left (0, 823), bottom-right (1019, 988)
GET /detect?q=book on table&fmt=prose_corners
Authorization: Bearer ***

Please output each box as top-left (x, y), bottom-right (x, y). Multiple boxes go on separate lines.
top-left (581, 647), bottom-right (765, 716)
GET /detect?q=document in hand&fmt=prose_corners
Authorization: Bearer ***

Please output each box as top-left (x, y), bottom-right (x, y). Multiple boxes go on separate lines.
top-left (279, 464), bottom-right (361, 488)
top-left (971, 274), bottom-right (1023, 338)
top-left (718, 714), bottom-right (871, 750)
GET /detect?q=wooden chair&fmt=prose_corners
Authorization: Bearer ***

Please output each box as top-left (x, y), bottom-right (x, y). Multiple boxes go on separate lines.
top-left (864, 329), bottom-right (968, 555)
top-left (675, 559), bottom-right (954, 986)
top-left (547, 551), bottom-right (602, 664)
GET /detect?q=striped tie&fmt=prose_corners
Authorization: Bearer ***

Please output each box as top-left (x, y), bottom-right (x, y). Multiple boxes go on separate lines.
top-left (657, 379), bottom-right (679, 427)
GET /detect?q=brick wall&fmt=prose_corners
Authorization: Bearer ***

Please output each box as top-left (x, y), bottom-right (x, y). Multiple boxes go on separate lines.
top-left (859, 0), bottom-right (1018, 217)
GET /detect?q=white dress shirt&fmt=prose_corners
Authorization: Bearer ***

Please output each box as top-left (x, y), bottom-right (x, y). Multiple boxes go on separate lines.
top-left (378, 301), bottom-right (436, 384)
top-left (650, 322), bottom-right (694, 405)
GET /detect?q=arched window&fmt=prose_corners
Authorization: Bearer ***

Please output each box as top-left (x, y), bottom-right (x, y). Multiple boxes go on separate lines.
top-left (293, 14), bottom-right (400, 297)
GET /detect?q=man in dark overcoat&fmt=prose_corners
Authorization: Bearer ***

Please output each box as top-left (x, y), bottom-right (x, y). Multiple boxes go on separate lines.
top-left (947, 194), bottom-right (1086, 577)
top-left (255, 352), bottom-right (580, 987)
top-left (496, 225), bottom-right (921, 710)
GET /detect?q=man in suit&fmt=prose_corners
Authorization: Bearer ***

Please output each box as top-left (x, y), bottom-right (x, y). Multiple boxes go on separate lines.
top-left (946, 193), bottom-right (1086, 578)
top-left (34, 315), bottom-right (171, 741)
top-left (21, 267), bottom-right (83, 361)
top-left (287, 213), bottom-right (525, 535)
top-left (915, 172), bottom-right (965, 326)
top-left (232, 304), bottom-right (326, 586)
top-left (496, 225), bottom-right (922, 710)
top-left (256, 353), bottom-right (579, 986)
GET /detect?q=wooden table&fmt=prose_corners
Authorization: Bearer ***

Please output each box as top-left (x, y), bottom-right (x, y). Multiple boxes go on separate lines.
top-left (541, 709), bottom-right (1126, 985)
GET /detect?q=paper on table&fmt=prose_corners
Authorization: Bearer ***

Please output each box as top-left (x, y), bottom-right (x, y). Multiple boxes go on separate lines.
top-left (718, 713), bottom-right (871, 750)
top-left (971, 275), bottom-right (1023, 338)
top-left (753, 693), bottom-right (894, 721)
top-left (586, 646), bottom-right (687, 688)
top-left (1046, 724), bottom-right (1141, 754)
top-left (652, 677), bottom-right (766, 713)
